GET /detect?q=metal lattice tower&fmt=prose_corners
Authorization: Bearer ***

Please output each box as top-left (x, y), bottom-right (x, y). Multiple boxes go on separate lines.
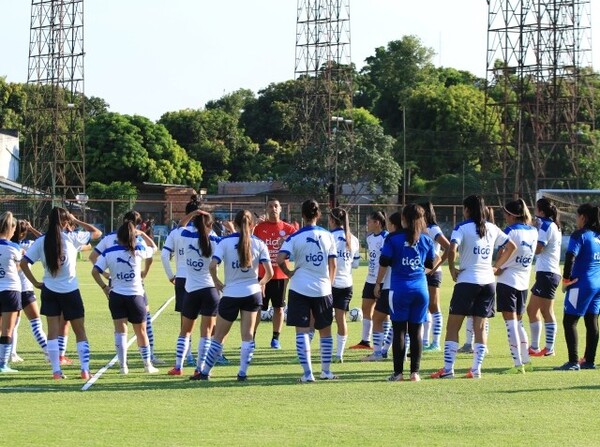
top-left (23, 0), bottom-right (85, 204)
top-left (485, 0), bottom-right (594, 202)
top-left (294, 0), bottom-right (353, 204)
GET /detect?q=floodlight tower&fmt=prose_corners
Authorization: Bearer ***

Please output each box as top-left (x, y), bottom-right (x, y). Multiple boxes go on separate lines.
top-left (294, 0), bottom-right (353, 205)
top-left (484, 0), bottom-right (594, 202)
top-left (23, 0), bottom-right (86, 206)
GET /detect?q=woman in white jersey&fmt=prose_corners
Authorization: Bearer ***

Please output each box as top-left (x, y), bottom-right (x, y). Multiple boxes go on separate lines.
top-left (495, 199), bottom-right (538, 373)
top-left (431, 195), bottom-right (515, 379)
top-left (0, 212), bottom-right (21, 373)
top-left (92, 219), bottom-right (158, 374)
top-left (194, 210), bottom-right (272, 381)
top-left (277, 199), bottom-right (338, 383)
top-left (9, 220), bottom-right (46, 363)
top-left (526, 198), bottom-right (562, 357)
top-left (350, 211), bottom-right (388, 350)
top-left (21, 207), bottom-right (101, 380)
top-left (167, 209), bottom-right (221, 378)
top-left (328, 207), bottom-right (360, 363)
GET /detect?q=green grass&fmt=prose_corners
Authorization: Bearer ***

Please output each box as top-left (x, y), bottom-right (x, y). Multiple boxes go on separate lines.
top-left (3, 257), bottom-right (597, 446)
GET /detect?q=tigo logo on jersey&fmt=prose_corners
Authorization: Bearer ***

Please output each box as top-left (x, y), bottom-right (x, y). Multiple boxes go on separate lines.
top-left (402, 256), bottom-right (422, 269)
top-left (473, 246), bottom-right (491, 259)
top-left (231, 260), bottom-right (251, 272)
top-left (187, 258), bottom-right (204, 271)
top-left (515, 255), bottom-right (533, 268)
top-left (306, 252), bottom-right (324, 266)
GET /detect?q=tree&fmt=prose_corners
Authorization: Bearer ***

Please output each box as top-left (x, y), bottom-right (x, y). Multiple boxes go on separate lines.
top-left (87, 181), bottom-right (137, 230)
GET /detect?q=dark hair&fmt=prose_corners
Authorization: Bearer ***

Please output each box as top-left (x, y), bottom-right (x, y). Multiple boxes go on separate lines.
top-left (301, 199), bottom-right (320, 221)
top-left (503, 198), bottom-right (531, 224)
top-left (536, 198), bottom-right (560, 230)
top-left (123, 210), bottom-right (142, 226)
top-left (369, 210), bottom-right (387, 231)
top-left (44, 207), bottom-right (71, 276)
top-left (420, 202), bottom-right (437, 226)
top-left (577, 203), bottom-right (600, 233)
top-left (234, 210), bottom-right (253, 268)
top-left (186, 195), bottom-right (200, 214)
top-left (117, 221), bottom-right (137, 252)
top-left (330, 207), bottom-right (350, 249)
top-left (463, 195), bottom-right (487, 238)
top-left (388, 211), bottom-right (402, 230)
top-left (10, 219), bottom-right (27, 243)
top-left (193, 213), bottom-right (214, 258)
top-left (485, 206), bottom-right (495, 224)
top-left (402, 204), bottom-right (426, 245)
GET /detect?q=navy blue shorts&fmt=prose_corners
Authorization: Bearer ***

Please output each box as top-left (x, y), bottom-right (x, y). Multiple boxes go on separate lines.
top-left (182, 287), bottom-right (219, 319)
top-left (374, 289), bottom-right (390, 315)
top-left (332, 286), bottom-right (353, 311)
top-left (427, 270), bottom-right (442, 288)
top-left (530, 271), bottom-right (561, 300)
top-left (21, 290), bottom-right (37, 308)
top-left (362, 282), bottom-right (378, 299)
top-left (0, 290), bottom-right (22, 313)
top-left (260, 278), bottom-right (287, 310)
top-left (449, 282), bottom-right (496, 318)
top-left (174, 277), bottom-right (187, 312)
top-left (286, 289), bottom-right (333, 330)
top-left (40, 286), bottom-right (85, 321)
top-left (496, 283), bottom-right (527, 314)
top-left (108, 292), bottom-right (147, 324)
top-left (218, 293), bottom-right (262, 322)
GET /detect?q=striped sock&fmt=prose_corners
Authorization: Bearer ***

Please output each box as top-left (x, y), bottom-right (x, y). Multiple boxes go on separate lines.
top-left (0, 342), bottom-right (10, 367)
top-left (47, 339), bottom-right (60, 373)
top-left (372, 331), bottom-right (384, 356)
top-left (186, 336), bottom-right (194, 361)
top-left (545, 322), bottom-right (557, 351)
top-left (505, 319), bottom-right (522, 366)
top-left (529, 321), bottom-right (542, 350)
top-left (175, 336), bottom-right (189, 369)
top-left (76, 340), bottom-right (90, 372)
top-left (296, 333), bottom-right (312, 376)
top-left (146, 312), bottom-right (155, 355)
top-left (201, 340), bottom-right (223, 376)
top-left (30, 317), bottom-right (48, 352)
top-left (58, 335), bottom-right (67, 357)
top-left (139, 345), bottom-right (151, 363)
top-left (518, 320), bottom-right (530, 364)
top-left (472, 343), bottom-right (487, 373)
top-left (432, 311), bottom-right (443, 345)
top-left (422, 312), bottom-right (431, 346)
top-left (308, 329), bottom-right (315, 343)
top-left (11, 316), bottom-right (20, 355)
top-left (382, 326), bottom-right (394, 355)
top-left (382, 319), bottom-right (392, 347)
top-left (443, 341), bottom-right (459, 372)
top-left (336, 334), bottom-right (347, 359)
top-left (197, 337), bottom-right (211, 371)
top-left (114, 332), bottom-right (127, 366)
top-left (320, 336), bottom-right (333, 373)
top-left (239, 341), bottom-right (254, 377)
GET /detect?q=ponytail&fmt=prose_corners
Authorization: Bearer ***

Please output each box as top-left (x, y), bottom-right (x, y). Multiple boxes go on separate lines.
top-left (330, 207), bottom-right (351, 249)
top-left (123, 210), bottom-right (142, 226)
top-left (301, 199), bottom-right (320, 222)
top-left (369, 210), bottom-right (387, 231)
top-left (194, 213), bottom-right (214, 258)
top-left (402, 204), bottom-right (426, 245)
top-left (234, 210), bottom-right (253, 269)
top-left (44, 207), bottom-right (69, 276)
top-left (117, 221), bottom-right (137, 252)
top-left (536, 198), bottom-right (561, 230)
top-left (503, 198), bottom-right (531, 224)
top-left (464, 195), bottom-right (486, 238)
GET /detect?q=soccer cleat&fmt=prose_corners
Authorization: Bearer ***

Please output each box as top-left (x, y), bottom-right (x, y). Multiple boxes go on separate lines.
top-left (410, 372), bottom-right (421, 382)
top-left (215, 355), bottom-right (230, 366)
top-left (528, 346), bottom-right (541, 356)
top-left (523, 362), bottom-right (534, 372)
top-left (81, 370), bottom-right (91, 380)
top-left (381, 350), bottom-right (388, 359)
top-left (387, 373), bottom-right (403, 382)
top-left (464, 369), bottom-right (482, 379)
top-left (186, 355), bottom-right (196, 367)
top-left (167, 367), bottom-right (182, 376)
top-left (10, 353), bottom-right (24, 363)
top-left (237, 374), bottom-right (248, 382)
top-left (144, 364), bottom-right (160, 374)
top-left (423, 343), bottom-right (441, 352)
top-left (579, 361), bottom-right (596, 370)
top-left (119, 365), bottom-right (129, 375)
top-left (189, 371), bottom-right (209, 381)
top-left (0, 365), bottom-right (19, 373)
top-left (52, 371), bottom-right (66, 380)
top-left (332, 356), bottom-right (343, 364)
top-left (531, 347), bottom-right (555, 357)
top-left (298, 373), bottom-right (316, 383)
top-left (430, 368), bottom-right (455, 379)
top-left (457, 344), bottom-right (473, 354)
top-left (502, 365), bottom-right (525, 374)
top-left (578, 357), bottom-right (586, 365)
top-left (553, 362), bottom-right (580, 371)
top-left (151, 356), bottom-right (165, 366)
top-left (270, 339), bottom-right (281, 349)
top-left (319, 371), bottom-right (338, 380)
top-left (349, 340), bottom-right (372, 350)
top-left (59, 355), bottom-right (74, 366)
top-left (361, 353), bottom-right (384, 362)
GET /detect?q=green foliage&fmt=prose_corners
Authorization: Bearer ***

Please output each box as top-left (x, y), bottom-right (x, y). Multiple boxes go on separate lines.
top-left (87, 180), bottom-right (137, 229)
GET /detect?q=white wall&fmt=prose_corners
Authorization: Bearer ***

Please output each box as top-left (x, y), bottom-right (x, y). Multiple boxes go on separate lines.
top-left (0, 131), bottom-right (19, 181)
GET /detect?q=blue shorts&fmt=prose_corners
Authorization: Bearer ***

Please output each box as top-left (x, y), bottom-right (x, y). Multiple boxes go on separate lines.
top-left (564, 284), bottom-right (600, 317)
top-left (0, 290), bottom-right (22, 313)
top-left (286, 290), bottom-right (333, 330)
top-left (496, 283), bottom-right (527, 314)
top-left (174, 277), bottom-right (186, 312)
top-left (40, 286), bottom-right (85, 321)
top-left (374, 289), bottom-right (390, 315)
top-left (182, 287), bottom-right (219, 319)
top-left (449, 282), bottom-right (496, 318)
top-left (530, 271), bottom-right (561, 300)
top-left (21, 290), bottom-right (36, 308)
top-left (108, 292), bottom-right (147, 324)
top-left (427, 270), bottom-right (442, 288)
top-left (389, 284), bottom-right (428, 324)
top-left (218, 293), bottom-right (262, 322)
top-left (332, 286), bottom-right (353, 311)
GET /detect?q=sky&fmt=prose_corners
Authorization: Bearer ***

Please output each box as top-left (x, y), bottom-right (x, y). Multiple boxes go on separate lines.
top-left (1, 0), bottom-right (598, 121)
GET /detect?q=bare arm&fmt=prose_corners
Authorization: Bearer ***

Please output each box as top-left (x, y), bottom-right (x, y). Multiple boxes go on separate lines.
top-left (209, 259), bottom-right (223, 292)
top-left (19, 259), bottom-right (43, 289)
top-left (493, 240), bottom-right (517, 273)
top-left (328, 256), bottom-right (336, 285)
top-left (179, 209), bottom-right (210, 228)
top-left (91, 267), bottom-right (111, 298)
top-left (71, 215), bottom-right (102, 240)
top-left (373, 265), bottom-right (388, 298)
top-left (24, 221), bottom-right (42, 238)
top-left (276, 252), bottom-right (295, 278)
top-left (430, 234), bottom-right (450, 273)
top-left (259, 260), bottom-right (274, 286)
top-left (447, 242), bottom-right (460, 282)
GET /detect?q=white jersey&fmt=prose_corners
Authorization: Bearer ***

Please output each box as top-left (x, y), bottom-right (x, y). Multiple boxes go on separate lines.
top-left (280, 225), bottom-right (337, 297)
top-left (426, 224), bottom-right (444, 256)
top-left (366, 231), bottom-right (388, 284)
top-left (0, 239), bottom-right (22, 292)
top-left (450, 220), bottom-right (509, 285)
top-left (24, 231), bottom-right (91, 293)
top-left (94, 244), bottom-right (153, 296)
top-left (161, 225), bottom-right (194, 280)
top-left (535, 217), bottom-right (561, 275)
top-left (212, 233), bottom-right (270, 297)
top-left (331, 228), bottom-right (360, 288)
top-left (18, 239), bottom-right (35, 292)
top-left (497, 223), bottom-right (538, 290)
top-left (95, 232), bottom-right (148, 280)
top-left (180, 227), bottom-right (220, 292)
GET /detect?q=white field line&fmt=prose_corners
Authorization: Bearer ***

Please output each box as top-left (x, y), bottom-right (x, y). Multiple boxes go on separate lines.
top-left (81, 295), bottom-right (175, 391)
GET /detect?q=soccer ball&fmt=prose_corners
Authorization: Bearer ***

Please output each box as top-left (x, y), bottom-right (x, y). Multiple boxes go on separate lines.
top-left (349, 307), bottom-right (363, 322)
top-left (267, 306), bottom-right (274, 320)
top-left (283, 305), bottom-right (288, 322)
top-left (261, 310), bottom-right (272, 321)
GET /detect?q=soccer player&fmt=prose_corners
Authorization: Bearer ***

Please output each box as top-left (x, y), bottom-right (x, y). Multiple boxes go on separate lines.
top-left (421, 202), bottom-right (450, 352)
top-left (495, 199), bottom-right (538, 374)
top-left (20, 207), bottom-right (102, 380)
top-left (328, 207), bottom-right (360, 362)
top-left (350, 211), bottom-right (388, 350)
top-left (253, 198), bottom-right (296, 349)
top-left (193, 210), bottom-right (273, 381)
top-left (555, 203), bottom-right (600, 371)
top-left (277, 199), bottom-right (338, 383)
top-left (374, 206), bottom-right (438, 382)
top-left (431, 195), bottom-right (515, 379)
top-left (92, 219), bottom-right (158, 374)
top-left (527, 198), bottom-right (562, 357)
top-left (0, 212), bottom-right (21, 373)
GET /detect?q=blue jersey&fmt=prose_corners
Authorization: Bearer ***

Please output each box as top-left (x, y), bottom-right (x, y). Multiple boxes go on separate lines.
top-left (567, 228), bottom-right (600, 288)
top-left (380, 231), bottom-right (436, 290)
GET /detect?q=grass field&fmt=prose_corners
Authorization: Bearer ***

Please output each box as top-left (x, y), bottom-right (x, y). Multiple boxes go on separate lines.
top-left (3, 255), bottom-right (598, 446)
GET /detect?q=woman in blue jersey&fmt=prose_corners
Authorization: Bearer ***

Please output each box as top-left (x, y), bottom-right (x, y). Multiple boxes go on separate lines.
top-left (277, 199), bottom-right (338, 383)
top-left (92, 219), bottom-right (158, 374)
top-left (431, 195), bottom-right (515, 379)
top-left (20, 207), bottom-right (102, 380)
top-left (374, 205), bottom-right (438, 382)
top-left (555, 203), bottom-right (600, 371)
top-left (527, 198), bottom-right (562, 357)
top-left (495, 199), bottom-right (538, 374)
top-left (350, 211), bottom-right (388, 350)
top-left (328, 207), bottom-right (360, 363)
top-left (194, 210), bottom-right (273, 381)
top-left (167, 209), bottom-right (221, 378)
top-left (0, 212), bottom-right (21, 373)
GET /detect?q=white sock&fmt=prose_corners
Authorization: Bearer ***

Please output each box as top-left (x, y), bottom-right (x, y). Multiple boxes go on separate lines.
top-left (11, 316), bottom-right (20, 355)
top-left (465, 317), bottom-right (474, 346)
top-left (472, 343), bottom-right (487, 373)
top-left (505, 319), bottom-right (522, 366)
top-left (336, 334), bottom-right (347, 358)
top-left (422, 312), bottom-right (431, 346)
top-left (518, 320), bottom-right (530, 364)
top-left (361, 319), bottom-right (373, 343)
top-left (47, 338), bottom-right (60, 373)
top-left (529, 321), bottom-right (542, 350)
top-left (443, 341), bottom-right (459, 372)
top-left (114, 332), bottom-right (127, 367)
